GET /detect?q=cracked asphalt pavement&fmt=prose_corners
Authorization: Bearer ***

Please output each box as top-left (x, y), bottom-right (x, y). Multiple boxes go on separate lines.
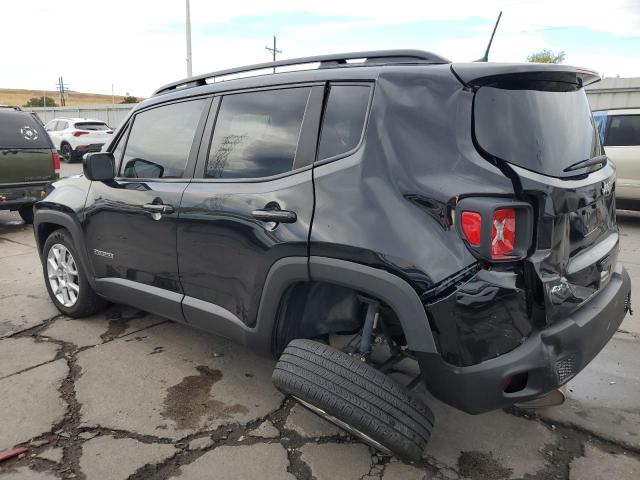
top-left (1, 206), bottom-right (639, 480)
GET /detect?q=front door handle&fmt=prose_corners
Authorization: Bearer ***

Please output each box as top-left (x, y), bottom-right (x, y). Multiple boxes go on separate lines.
top-left (143, 203), bottom-right (175, 214)
top-left (251, 208), bottom-right (297, 223)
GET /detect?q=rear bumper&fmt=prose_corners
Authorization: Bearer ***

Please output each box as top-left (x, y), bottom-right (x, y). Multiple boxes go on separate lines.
top-left (418, 263), bottom-right (631, 414)
top-left (71, 143), bottom-right (105, 159)
top-left (0, 184), bottom-right (47, 210)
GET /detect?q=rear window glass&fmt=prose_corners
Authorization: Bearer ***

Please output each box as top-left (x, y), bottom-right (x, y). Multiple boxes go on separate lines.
top-left (604, 115), bottom-right (640, 147)
top-left (0, 112), bottom-right (51, 149)
top-left (75, 122), bottom-right (110, 131)
top-left (474, 85), bottom-right (600, 178)
top-left (318, 85), bottom-right (370, 160)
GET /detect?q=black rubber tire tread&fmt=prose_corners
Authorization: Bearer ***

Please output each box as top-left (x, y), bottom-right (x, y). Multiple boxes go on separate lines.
top-left (282, 341), bottom-right (435, 425)
top-left (42, 228), bottom-right (108, 318)
top-left (18, 206), bottom-right (34, 224)
top-left (278, 349), bottom-right (433, 441)
top-left (273, 339), bottom-right (434, 463)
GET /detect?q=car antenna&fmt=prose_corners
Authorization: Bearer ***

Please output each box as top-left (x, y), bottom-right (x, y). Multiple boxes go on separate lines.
top-left (476, 11), bottom-right (502, 62)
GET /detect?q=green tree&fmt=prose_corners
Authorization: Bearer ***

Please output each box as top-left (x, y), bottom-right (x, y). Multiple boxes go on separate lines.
top-left (527, 49), bottom-right (566, 64)
top-left (120, 95), bottom-right (138, 104)
top-left (23, 96), bottom-right (58, 107)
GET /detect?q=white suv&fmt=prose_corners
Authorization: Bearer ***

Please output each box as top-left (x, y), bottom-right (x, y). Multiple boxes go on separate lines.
top-left (44, 118), bottom-right (113, 163)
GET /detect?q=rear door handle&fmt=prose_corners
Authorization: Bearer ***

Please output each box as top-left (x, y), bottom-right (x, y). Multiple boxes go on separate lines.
top-left (143, 203), bottom-right (175, 214)
top-left (251, 208), bottom-right (297, 223)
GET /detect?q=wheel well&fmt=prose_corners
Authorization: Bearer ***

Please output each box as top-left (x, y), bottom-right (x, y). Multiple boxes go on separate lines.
top-left (37, 222), bottom-right (64, 252)
top-left (273, 280), bottom-right (404, 356)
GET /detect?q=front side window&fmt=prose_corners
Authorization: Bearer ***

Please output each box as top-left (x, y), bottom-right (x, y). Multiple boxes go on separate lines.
top-left (206, 88), bottom-right (310, 179)
top-left (120, 99), bottom-right (207, 179)
top-left (318, 85), bottom-right (370, 161)
top-left (604, 115), bottom-right (640, 147)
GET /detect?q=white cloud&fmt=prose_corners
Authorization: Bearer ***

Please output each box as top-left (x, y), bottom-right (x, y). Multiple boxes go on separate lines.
top-left (0, 0), bottom-right (638, 96)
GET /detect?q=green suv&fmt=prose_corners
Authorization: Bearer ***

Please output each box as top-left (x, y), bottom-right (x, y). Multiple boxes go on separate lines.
top-left (0, 106), bottom-right (59, 223)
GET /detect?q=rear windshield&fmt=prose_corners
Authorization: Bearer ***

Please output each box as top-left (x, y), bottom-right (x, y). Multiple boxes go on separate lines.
top-left (0, 111), bottom-right (51, 149)
top-left (74, 121), bottom-right (110, 131)
top-left (474, 85), bottom-right (601, 178)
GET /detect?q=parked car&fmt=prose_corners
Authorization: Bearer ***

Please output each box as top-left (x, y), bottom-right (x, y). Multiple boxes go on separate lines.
top-left (44, 118), bottom-right (113, 163)
top-left (593, 108), bottom-right (640, 209)
top-left (33, 50), bottom-right (631, 462)
top-left (0, 106), bottom-right (59, 223)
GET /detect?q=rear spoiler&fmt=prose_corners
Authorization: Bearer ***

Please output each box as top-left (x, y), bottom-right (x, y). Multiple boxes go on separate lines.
top-left (451, 63), bottom-right (600, 88)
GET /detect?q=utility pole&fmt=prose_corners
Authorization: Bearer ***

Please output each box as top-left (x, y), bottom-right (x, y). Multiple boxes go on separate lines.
top-left (265, 36), bottom-right (282, 73)
top-left (186, 0), bottom-right (193, 77)
top-left (56, 77), bottom-right (68, 107)
top-left (112, 84), bottom-right (115, 106)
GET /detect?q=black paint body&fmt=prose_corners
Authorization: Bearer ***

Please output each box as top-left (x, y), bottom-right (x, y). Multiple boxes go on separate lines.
top-left (33, 58), bottom-right (631, 414)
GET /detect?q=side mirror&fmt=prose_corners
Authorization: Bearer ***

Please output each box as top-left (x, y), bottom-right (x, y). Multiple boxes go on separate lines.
top-left (83, 152), bottom-right (115, 182)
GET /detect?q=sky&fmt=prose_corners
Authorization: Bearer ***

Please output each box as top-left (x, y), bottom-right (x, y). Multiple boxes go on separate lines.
top-left (1, 0), bottom-right (639, 97)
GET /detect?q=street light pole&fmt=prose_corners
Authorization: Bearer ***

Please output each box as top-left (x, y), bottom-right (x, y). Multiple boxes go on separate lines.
top-left (186, 0), bottom-right (193, 78)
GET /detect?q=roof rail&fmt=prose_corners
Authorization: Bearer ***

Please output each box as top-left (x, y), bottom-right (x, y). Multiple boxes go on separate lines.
top-left (153, 49), bottom-right (449, 96)
top-left (0, 105), bottom-right (22, 111)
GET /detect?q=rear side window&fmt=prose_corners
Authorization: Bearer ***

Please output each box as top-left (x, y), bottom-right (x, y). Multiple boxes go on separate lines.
top-left (318, 85), bottom-right (370, 161)
top-left (0, 112), bottom-right (51, 149)
top-left (120, 99), bottom-right (207, 179)
top-left (206, 88), bottom-right (310, 179)
top-left (75, 122), bottom-right (110, 131)
top-left (604, 115), bottom-right (640, 147)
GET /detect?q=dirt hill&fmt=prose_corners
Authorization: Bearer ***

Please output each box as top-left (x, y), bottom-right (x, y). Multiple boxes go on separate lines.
top-left (0, 88), bottom-right (132, 107)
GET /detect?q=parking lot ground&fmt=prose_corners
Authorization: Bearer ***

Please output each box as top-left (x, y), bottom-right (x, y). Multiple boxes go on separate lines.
top-left (1, 208), bottom-right (639, 480)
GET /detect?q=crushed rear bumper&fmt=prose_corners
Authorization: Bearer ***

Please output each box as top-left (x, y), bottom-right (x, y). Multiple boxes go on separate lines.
top-left (418, 263), bottom-right (630, 414)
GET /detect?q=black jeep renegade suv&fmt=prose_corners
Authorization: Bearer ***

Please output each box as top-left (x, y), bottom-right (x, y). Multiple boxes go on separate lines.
top-left (33, 50), bottom-right (631, 462)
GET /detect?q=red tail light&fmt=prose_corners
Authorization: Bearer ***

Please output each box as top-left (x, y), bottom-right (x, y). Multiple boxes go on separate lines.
top-left (461, 211), bottom-right (482, 246)
top-left (491, 208), bottom-right (516, 260)
top-left (52, 152), bottom-right (61, 171)
top-left (456, 198), bottom-right (533, 262)
top-left (73, 131), bottom-right (90, 137)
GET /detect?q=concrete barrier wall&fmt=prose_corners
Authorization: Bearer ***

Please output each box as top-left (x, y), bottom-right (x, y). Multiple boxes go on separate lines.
top-left (586, 77), bottom-right (640, 111)
top-left (23, 104), bottom-right (136, 129)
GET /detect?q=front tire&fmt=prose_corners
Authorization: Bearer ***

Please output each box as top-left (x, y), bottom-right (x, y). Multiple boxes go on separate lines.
top-left (273, 339), bottom-right (434, 463)
top-left (42, 229), bottom-right (107, 317)
top-left (18, 205), bottom-right (34, 224)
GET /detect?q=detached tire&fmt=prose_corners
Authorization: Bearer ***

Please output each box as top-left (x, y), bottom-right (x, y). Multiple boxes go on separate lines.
top-left (42, 229), bottom-right (107, 317)
top-left (273, 339), bottom-right (434, 463)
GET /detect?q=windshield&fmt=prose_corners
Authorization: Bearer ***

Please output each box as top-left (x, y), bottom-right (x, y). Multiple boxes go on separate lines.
top-left (474, 85), bottom-right (601, 178)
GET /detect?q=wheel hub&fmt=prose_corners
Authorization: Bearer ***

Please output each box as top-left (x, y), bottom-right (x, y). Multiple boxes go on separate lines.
top-left (46, 243), bottom-right (79, 308)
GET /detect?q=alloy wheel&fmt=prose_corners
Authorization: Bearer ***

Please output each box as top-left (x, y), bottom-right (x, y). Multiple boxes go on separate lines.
top-left (46, 243), bottom-right (80, 307)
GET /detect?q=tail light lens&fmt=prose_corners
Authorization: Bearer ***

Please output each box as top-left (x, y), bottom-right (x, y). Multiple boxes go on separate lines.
top-left (491, 208), bottom-right (516, 259)
top-left (52, 152), bottom-right (61, 171)
top-left (73, 131), bottom-right (89, 137)
top-left (461, 211), bottom-right (482, 246)
top-left (456, 198), bottom-right (533, 262)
